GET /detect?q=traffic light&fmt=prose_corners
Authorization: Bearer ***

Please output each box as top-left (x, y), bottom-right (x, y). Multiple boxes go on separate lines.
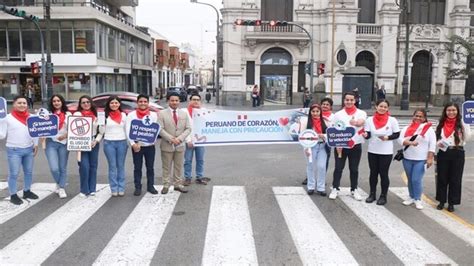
top-left (269, 20), bottom-right (288, 27)
top-left (234, 19), bottom-right (262, 26)
top-left (30, 62), bottom-right (40, 75)
top-left (318, 63), bottom-right (325, 75)
top-left (0, 5), bottom-right (39, 22)
top-left (46, 62), bottom-right (54, 74)
top-left (305, 63), bottom-right (312, 75)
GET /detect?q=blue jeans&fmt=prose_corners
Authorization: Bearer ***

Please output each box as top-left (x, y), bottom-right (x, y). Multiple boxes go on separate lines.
top-left (184, 145), bottom-right (205, 179)
top-left (402, 159), bottom-right (426, 200)
top-left (7, 146), bottom-right (34, 195)
top-left (306, 143), bottom-right (327, 191)
top-left (132, 145), bottom-right (155, 190)
top-left (45, 138), bottom-right (69, 188)
top-left (79, 143), bottom-right (100, 195)
top-left (103, 140), bottom-right (128, 193)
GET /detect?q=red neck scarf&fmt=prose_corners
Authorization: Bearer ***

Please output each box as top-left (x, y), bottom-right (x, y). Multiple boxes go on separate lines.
top-left (405, 121), bottom-right (432, 137)
top-left (344, 106), bottom-right (357, 116)
top-left (55, 110), bottom-right (66, 129)
top-left (322, 111), bottom-right (332, 120)
top-left (187, 105), bottom-right (194, 117)
top-left (443, 117), bottom-right (456, 137)
top-left (312, 117), bottom-right (322, 134)
top-left (80, 110), bottom-right (96, 120)
top-left (373, 112), bottom-right (389, 130)
top-left (136, 108), bottom-right (150, 119)
top-left (11, 110), bottom-right (29, 125)
top-left (108, 110), bottom-right (122, 124)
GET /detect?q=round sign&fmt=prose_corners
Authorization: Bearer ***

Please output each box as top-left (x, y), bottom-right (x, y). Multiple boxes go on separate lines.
top-left (298, 129), bottom-right (319, 148)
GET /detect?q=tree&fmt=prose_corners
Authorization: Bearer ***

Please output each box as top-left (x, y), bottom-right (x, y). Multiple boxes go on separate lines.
top-left (446, 35), bottom-right (474, 78)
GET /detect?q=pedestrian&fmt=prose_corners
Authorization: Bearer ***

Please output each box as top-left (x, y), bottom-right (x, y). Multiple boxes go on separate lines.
top-left (329, 92), bottom-right (367, 201)
top-left (435, 103), bottom-right (470, 212)
top-left (376, 84), bottom-right (386, 101)
top-left (301, 104), bottom-right (328, 196)
top-left (363, 99), bottom-right (400, 205)
top-left (126, 94), bottom-right (159, 196)
top-left (26, 83), bottom-right (34, 109)
top-left (45, 94), bottom-right (71, 199)
top-left (184, 93), bottom-right (210, 186)
top-left (398, 109), bottom-right (435, 210)
top-left (103, 96), bottom-right (128, 197)
top-left (0, 95), bottom-right (39, 205)
top-left (158, 92), bottom-right (192, 194)
top-left (251, 84), bottom-right (260, 107)
top-left (302, 88), bottom-right (312, 108)
top-left (74, 95), bottom-right (104, 197)
top-left (352, 88), bottom-right (361, 108)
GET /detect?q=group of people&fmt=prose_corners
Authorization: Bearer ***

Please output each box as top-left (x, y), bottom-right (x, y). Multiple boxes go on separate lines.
top-left (301, 92), bottom-right (470, 212)
top-left (0, 92), bottom-right (208, 205)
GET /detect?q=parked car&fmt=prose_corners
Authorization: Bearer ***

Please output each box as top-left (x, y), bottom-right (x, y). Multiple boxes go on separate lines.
top-left (206, 85), bottom-right (216, 93)
top-left (167, 86), bottom-right (187, 102)
top-left (67, 92), bottom-right (164, 114)
top-left (196, 85), bottom-right (203, 92)
top-left (186, 85), bottom-right (198, 95)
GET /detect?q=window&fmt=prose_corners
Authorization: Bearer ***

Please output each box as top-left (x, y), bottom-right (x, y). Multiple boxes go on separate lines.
top-left (74, 30), bottom-right (95, 53)
top-left (337, 49), bottom-right (348, 65)
top-left (470, 0), bottom-right (474, 26)
top-left (402, 0), bottom-right (446, 25)
top-left (22, 30), bottom-right (41, 54)
top-left (119, 33), bottom-right (126, 62)
top-left (107, 28), bottom-right (116, 59)
top-left (261, 48), bottom-right (291, 65)
top-left (8, 29), bottom-right (20, 58)
top-left (246, 61), bottom-right (255, 85)
top-left (358, 0), bottom-right (376, 23)
top-left (0, 31), bottom-right (7, 59)
top-left (261, 0), bottom-right (293, 21)
top-left (61, 30), bottom-right (73, 53)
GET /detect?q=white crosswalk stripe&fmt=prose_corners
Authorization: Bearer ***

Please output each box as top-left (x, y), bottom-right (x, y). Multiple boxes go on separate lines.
top-left (0, 182), bottom-right (8, 190)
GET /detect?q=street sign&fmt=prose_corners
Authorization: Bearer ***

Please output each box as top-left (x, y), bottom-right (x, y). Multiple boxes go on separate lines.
top-left (462, 101), bottom-right (474, 124)
top-left (67, 116), bottom-right (93, 151)
top-left (326, 127), bottom-right (356, 148)
top-left (298, 129), bottom-right (319, 148)
top-left (129, 116), bottom-right (161, 143)
top-left (27, 108), bottom-right (59, 137)
top-left (0, 97), bottom-right (7, 119)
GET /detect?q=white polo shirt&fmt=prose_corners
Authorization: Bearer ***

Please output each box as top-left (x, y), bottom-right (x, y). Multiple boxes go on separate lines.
top-left (364, 116), bottom-right (400, 155)
top-left (332, 108), bottom-right (367, 146)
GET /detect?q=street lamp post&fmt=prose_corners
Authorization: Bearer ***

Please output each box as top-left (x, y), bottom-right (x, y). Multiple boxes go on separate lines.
top-left (397, 0), bottom-right (410, 110)
top-left (129, 44), bottom-right (135, 92)
top-left (212, 59), bottom-right (216, 96)
top-left (190, 0), bottom-right (220, 105)
top-left (287, 22), bottom-right (314, 94)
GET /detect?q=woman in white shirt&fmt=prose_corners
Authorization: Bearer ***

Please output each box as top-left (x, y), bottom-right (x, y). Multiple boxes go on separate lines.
top-left (0, 95), bottom-right (39, 205)
top-left (103, 96), bottom-right (128, 197)
top-left (363, 100), bottom-right (400, 205)
top-left (435, 103), bottom-right (471, 212)
top-left (398, 109), bottom-right (436, 210)
top-left (45, 94), bottom-right (71, 198)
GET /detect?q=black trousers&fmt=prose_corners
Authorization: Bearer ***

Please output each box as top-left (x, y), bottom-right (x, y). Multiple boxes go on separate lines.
top-left (368, 152), bottom-right (392, 196)
top-left (436, 149), bottom-right (465, 205)
top-left (132, 145), bottom-right (156, 190)
top-left (332, 144), bottom-right (362, 190)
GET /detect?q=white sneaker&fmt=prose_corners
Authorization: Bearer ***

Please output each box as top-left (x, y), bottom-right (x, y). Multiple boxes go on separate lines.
top-left (79, 193), bottom-right (87, 198)
top-left (329, 188), bottom-right (339, 200)
top-left (402, 198), bottom-right (414, 206)
top-left (414, 200), bottom-right (423, 210)
top-left (55, 184), bottom-right (60, 194)
top-left (90, 192), bottom-right (96, 196)
top-left (111, 192), bottom-right (118, 197)
top-left (58, 188), bottom-right (67, 199)
top-left (351, 189), bottom-right (362, 201)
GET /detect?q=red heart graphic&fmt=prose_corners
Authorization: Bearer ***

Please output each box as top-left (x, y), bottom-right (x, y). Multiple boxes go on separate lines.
top-left (348, 139), bottom-right (355, 148)
top-left (279, 117), bottom-right (289, 126)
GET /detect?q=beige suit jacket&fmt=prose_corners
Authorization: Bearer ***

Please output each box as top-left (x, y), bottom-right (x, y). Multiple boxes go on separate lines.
top-left (158, 108), bottom-right (192, 152)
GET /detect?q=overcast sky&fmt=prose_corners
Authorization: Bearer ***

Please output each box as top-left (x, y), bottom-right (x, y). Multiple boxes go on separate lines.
top-left (136, 0), bottom-right (223, 58)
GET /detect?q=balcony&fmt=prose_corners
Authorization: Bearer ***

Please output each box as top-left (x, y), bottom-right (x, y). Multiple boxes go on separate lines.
top-left (356, 24), bottom-right (382, 41)
top-left (243, 24), bottom-right (308, 44)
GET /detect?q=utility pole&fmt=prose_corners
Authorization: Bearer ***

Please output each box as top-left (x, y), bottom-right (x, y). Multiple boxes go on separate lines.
top-left (330, 0), bottom-right (336, 98)
top-left (44, 0), bottom-right (53, 101)
top-left (398, 0), bottom-right (410, 110)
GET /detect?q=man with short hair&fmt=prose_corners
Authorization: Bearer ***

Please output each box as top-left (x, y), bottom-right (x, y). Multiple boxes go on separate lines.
top-left (183, 93), bottom-right (210, 186)
top-left (158, 92), bottom-right (192, 194)
top-left (126, 94), bottom-right (159, 196)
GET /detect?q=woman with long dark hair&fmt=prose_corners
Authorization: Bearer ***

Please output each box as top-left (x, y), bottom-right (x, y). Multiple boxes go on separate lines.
top-left (45, 94), bottom-right (71, 198)
top-left (435, 103), bottom-right (470, 212)
top-left (74, 95), bottom-right (104, 197)
top-left (103, 96), bottom-right (128, 197)
top-left (363, 99), bottom-right (400, 205)
top-left (301, 104), bottom-right (328, 195)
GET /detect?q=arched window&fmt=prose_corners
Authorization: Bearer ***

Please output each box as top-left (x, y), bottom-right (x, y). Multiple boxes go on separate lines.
top-left (261, 48), bottom-right (292, 65)
top-left (355, 51), bottom-right (375, 72)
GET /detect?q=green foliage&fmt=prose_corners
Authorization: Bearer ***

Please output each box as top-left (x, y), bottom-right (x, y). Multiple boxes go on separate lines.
top-left (445, 35), bottom-right (474, 78)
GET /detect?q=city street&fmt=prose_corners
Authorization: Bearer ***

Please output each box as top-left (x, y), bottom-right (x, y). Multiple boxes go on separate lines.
top-left (0, 99), bottom-right (473, 265)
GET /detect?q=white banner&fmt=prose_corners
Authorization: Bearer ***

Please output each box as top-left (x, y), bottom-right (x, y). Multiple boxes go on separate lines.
top-left (192, 108), bottom-right (309, 146)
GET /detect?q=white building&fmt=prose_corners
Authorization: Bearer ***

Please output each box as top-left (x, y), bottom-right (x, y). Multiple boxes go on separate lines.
top-left (221, 0), bottom-right (474, 106)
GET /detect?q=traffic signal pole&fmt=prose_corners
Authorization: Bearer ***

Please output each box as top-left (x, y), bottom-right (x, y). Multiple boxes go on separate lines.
top-left (44, 0), bottom-right (53, 102)
top-left (288, 22), bottom-right (314, 94)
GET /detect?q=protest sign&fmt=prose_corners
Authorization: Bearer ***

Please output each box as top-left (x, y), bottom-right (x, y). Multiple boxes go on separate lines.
top-left (129, 115), bottom-right (160, 143)
top-left (27, 108), bottom-right (59, 138)
top-left (462, 101), bottom-right (474, 124)
top-left (326, 127), bottom-right (356, 148)
top-left (67, 116), bottom-right (93, 151)
top-left (298, 129), bottom-right (319, 148)
top-left (0, 97), bottom-right (6, 119)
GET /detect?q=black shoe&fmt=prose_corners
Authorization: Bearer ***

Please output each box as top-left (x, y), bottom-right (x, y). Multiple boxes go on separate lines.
top-left (436, 202), bottom-right (444, 210)
top-left (376, 195), bottom-right (387, 205)
top-left (174, 186), bottom-right (188, 193)
top-left (307, 189), bottom-right (314, 195)
top-left (134, 188), bottom-right (142, 196)
top-left (10, 194), bottom-right (23, 205)
top-left (447, 204), bottom-right (455, 212)
top-left (365, 193), bottom-right (376, 203)
top-left (161, 187), bottom-right (169, 194)
top-left (195, 179), bottom-right (208, 185)
top-left (147, 187), bottom-right (158, 195)
top-left (23, 190), bottom-right (39, 200)
top-left (302, 178), bottom-right (308, 185)
top-left (201, 177), bottom-right (211, 182)
top-left (316, 191), bottom-right (327, 197)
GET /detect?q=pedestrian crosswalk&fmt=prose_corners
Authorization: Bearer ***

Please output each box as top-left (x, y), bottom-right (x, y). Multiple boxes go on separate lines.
top-left (0, 182), bottom-right (472, 265)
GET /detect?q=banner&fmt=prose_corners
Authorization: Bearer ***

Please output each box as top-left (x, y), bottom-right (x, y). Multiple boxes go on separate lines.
top-left (192, 108), bottom-right (308, 146)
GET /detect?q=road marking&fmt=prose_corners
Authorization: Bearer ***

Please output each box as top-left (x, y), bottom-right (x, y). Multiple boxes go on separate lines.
top-left (0, 182), bottom-right (8, 190)
top-left (273, 187), bottom-right (357, 265)
top-left (0, 184), bottom-right (110, 264)
top-left (401, 172), bottom-right (474, 230)
top-left (390, 187), bottom-right (474, 246)
top-left (93, 186), bottom-right (180, 265)
top-left (339, 187), bottom-right (455, 265)
top-left (202, 186), bottom-right (258, 265)
top-left (0, 183), bottom-right (56, 224)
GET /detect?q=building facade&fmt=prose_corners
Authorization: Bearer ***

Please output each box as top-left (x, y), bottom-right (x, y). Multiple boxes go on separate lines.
top-left (0, 0), bottom-right (153, 101)
top-left (221, 0), bottom-right (474, 106)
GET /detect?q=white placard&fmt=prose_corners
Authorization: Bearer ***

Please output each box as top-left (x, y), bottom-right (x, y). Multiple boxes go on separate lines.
top-left (67, 116), bottom-right (93, 151)
top-left (97, 111), bottom-right (106, 126)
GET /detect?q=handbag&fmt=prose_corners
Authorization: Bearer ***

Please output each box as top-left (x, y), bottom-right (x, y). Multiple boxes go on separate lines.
top-left (393, 134), bottom-right (418, 161)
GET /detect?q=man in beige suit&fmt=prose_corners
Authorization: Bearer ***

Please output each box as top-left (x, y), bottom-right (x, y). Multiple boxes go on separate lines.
top-left (158, 92), bottom-right (192, 194)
